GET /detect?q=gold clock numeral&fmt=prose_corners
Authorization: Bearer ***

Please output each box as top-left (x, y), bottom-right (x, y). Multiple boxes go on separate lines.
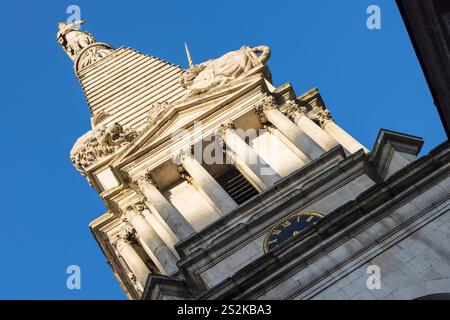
top-left (271, 229), bottom-right (282, 235)
top-left (306, 216), bottom-right (315, 222)
top-left (280, 221), bottom-right (291, 228)
top-left (267, 239), bottom-right (278, 245)
top-left (293, 231), bottom-right (301, 237)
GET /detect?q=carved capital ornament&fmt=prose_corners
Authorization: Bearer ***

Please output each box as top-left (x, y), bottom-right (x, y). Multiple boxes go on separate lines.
top-left (135, 170), bottom-right (158, 192)
top-left (254, 95), bottom-right (277, 124)
top-left (220, 120), bottom-right (236, 136)
top-left (285, 100), bottom-right (307, 122)
top-left (311, 109), bottom-right (334, 129)
top-left (172, 145), bottom-right (193, 166)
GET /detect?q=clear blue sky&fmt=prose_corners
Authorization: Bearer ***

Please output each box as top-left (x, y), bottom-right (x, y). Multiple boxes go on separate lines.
top-left (0, 0), bottom-right (445, 299)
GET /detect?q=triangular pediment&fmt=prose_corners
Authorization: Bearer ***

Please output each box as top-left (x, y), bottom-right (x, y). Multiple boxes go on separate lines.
top-left (111, 72), bottom-right (271, 168)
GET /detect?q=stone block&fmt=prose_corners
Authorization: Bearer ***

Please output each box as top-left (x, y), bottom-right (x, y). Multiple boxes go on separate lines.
top-left (327, 238), bottom-right (363, 263)
top-left (398, 236), bottom-right (429, 257)
top-left (389, 245), bottom-right (414, 264)
top-left (392, 202), bottom-right (420, 223)
top-left (292, 266), bottom-right (320, 286)
top-left (425, 278), bottom-right (450, 295)
top-left (200, 238), bottom-right (264, 287)
top-left (372, 252), bottom-right (404, 272)
top-left (438, 176), bottom-right (450, 193)
top-left (312, 290), bottom-right (348, 300)
top-left (392, 283), bottom-right (426, 300)
top-left (351, 289), bottom-right (376, 300)
top-left (409, 256), bottom-right (432, 273)
top-left (340, 282), bottom-right (365, 299)
top-left (381, 270), bottom-right (411, 292)
top-left (411, 184), bottom-right (448, 211)
top-left (260, 277), bottom-right (303, 300)
top-left (308, 254), bottom-right (338, 275)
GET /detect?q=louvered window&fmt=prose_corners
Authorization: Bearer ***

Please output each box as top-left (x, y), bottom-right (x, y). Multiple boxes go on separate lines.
top-left (213, 165), bottom-right (259, 205)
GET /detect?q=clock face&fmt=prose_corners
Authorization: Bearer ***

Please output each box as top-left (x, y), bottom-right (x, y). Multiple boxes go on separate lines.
top-left (263, 212), bottom-right (323, 253)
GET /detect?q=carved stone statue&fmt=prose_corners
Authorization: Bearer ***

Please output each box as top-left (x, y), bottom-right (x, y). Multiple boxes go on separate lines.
top-left (57, 20), bottom-right (114, 71)
top-left (56, 20), bottom-right (95, 61)
top-left (147, 102), bottom-right (170, 126)
top-left (180, 45), bottom-right (271, 96)
top-left (70, 123), bottom-right (138, 175)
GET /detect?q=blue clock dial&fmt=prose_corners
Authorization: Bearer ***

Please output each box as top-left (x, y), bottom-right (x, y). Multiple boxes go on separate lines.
top-left (263, 212), bottom-right (323, 253)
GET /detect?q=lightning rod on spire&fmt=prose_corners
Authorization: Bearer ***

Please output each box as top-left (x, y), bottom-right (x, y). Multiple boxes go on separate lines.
top-left (184, 42), bottom-right (194, 69)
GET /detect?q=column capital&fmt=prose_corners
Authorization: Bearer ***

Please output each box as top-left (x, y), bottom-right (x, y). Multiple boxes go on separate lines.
top-left (125, 200), bottom-right (146, 212)
top-left (262, 123), bottom-right (275, 131)
top-left (112, 228), bottom-right (139, 251)
top-left (123, 228), bottom-right (139, 246)
top-left (124, 201), bottom-right (146, 221)
top-left (133, 201), bottom-right (146, 213)
top-left (176, 164), bottom-right (193, 184)
top-left (172, 148), bottom-right (195, 184)
top-left (127, 272), bottom-right (137, 284)
top-left (285, 100), bottom-right (307, 122)
top-left (220, 120), bottom-right (236, 136)
top-left (172, 146), bottom-right (192, 166)
top-left (254, 95), bottom-right (277, 124)
top-left (135, 170), bottom-right (158, 189)
top-left (311, 108), bottom-right (334, 129)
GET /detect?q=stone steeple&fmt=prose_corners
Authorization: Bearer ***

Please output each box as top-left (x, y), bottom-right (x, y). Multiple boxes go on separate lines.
top-left (60, 21), bottom-right (450, 301)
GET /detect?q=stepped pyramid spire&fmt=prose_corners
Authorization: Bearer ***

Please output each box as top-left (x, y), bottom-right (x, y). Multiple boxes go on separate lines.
top-left (56, 20), bottom-right (184, 130)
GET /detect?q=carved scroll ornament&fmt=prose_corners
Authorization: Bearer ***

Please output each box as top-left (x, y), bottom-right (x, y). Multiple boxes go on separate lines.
top-left (70, 123), bottom-right (138, 175)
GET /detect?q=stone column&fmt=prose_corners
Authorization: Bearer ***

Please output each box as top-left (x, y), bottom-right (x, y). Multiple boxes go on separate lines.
top-left (135, 172), bottom-right (195, 241)
top-left (285, 101), bottom-right (338, 151)
top-left (220, 121), bottom-right (281, 191)
top-left (173, 150), bottom-right (238, 216)
top-left (113, 233), bottom-right (150, 290)
top-left (125, 203), bottom-right (178, 275)
top-left (255, 97), bottom-right (325, 160)
top-left (313, 109), bottom-right (369, 154)
top-left (266, 125), bottom-right (310, 165)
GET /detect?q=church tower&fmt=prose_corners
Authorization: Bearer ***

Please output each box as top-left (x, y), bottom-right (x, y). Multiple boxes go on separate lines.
top-left (59, 21), bottom-right (450, 300)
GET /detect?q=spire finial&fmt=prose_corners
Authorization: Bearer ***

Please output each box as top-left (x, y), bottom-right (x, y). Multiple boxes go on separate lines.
top-left (56, 19), bottom-right (114, 72)
top-left (184, 42), bottom-right (194, 69)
